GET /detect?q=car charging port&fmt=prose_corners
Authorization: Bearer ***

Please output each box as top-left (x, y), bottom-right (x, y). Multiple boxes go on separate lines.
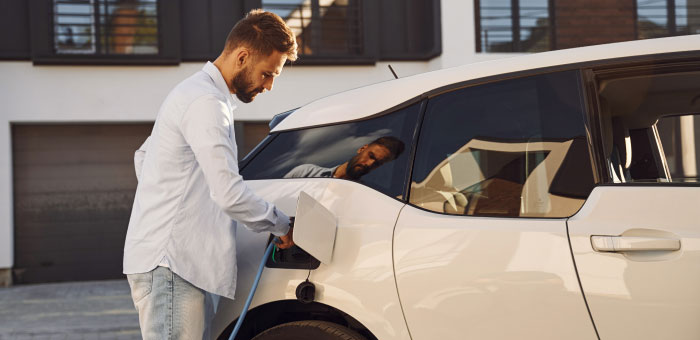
top-left (265, 234), bottom-right (321, 270)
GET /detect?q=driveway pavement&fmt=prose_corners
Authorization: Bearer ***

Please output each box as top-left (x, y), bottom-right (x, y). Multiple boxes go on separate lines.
top-left (0, 280), bottom-right (140, 340)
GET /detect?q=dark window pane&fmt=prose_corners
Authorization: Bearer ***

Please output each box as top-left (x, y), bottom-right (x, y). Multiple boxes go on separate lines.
top-left (637, 0), bottom-right (700, 37)
top-left (410, 70), bottom-right (593, 218)
top-left (262, 0), bottom-right (363, 58)
top-left (477, 1), bottom-right (700, 53)
top-left (53, 0), bottom-right (159, 55)
top-left (242, 103), bottom-right (421, 199)
top-left (478, 0), bottom-right (550, 52)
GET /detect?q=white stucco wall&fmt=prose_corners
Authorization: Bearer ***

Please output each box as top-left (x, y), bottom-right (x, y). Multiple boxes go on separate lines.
top-left (0, 0), bottom-right (511, 270)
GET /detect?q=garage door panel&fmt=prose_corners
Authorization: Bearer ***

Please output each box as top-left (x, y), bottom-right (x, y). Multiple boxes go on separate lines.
top-left (14, 263), bottom-right (125, 284)
top-left (17, 245), bottom-right (125, 265)
top-left (12, 147), bottom-right (143, 165)
top-left (16, 219), bottom-right (129, 237)
top-left (16, 231), bottom-right (127, 253)
top-left (15, 191), bottom-right (136, 217)
top-left (14, 164), bottom-right (137, 181)
top-left (13, 178), bottom-right (137, 193)
top-left (12, 123), bottom-right (151, 283)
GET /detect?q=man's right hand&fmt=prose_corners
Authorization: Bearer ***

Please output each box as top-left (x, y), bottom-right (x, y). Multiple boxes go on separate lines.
top-left (276, 220), bottom-right (294, 249)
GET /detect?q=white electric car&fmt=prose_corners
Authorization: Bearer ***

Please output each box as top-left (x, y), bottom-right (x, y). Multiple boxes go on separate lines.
top-left (214, 35), bottom-right (700, 340)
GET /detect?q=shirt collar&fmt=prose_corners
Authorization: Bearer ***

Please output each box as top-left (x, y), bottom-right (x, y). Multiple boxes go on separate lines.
top-left (202, 61), bottom-right (237, 108)
top-left (324, 165), bottom-right (340, 178)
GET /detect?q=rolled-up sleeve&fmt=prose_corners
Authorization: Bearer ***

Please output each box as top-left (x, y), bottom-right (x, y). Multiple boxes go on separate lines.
top-left (179, 94), bottom-right (290, 236)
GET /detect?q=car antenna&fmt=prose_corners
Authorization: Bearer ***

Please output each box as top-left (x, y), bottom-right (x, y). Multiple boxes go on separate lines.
top-left (388, 64), bottom-right (399, 79)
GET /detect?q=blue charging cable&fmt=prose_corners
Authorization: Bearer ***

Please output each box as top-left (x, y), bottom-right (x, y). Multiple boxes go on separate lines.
top-left (228, 238), bottom-right (277, 340)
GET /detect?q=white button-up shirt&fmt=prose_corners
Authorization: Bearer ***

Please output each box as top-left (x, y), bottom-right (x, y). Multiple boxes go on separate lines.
top-left (123, 62), bottom-right (290, 299)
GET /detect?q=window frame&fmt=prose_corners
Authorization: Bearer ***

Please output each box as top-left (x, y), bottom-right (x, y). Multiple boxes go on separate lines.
top-left (476, 0), bottom-right (699, 54)
top-left (253, 0), bottom-right (441, 65)
top-left (255, 0), bottom-right (378, 65)
top-left (29, 0), bottom-right (181, 65)
top-left (474, 0), bottom-right (555, 53)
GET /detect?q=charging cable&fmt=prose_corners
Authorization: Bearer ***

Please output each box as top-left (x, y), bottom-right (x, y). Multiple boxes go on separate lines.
top-left (228, 237), bottom-right (277, 340)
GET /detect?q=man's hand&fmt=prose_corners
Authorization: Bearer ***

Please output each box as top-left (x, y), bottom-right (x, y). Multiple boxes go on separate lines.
top-left (276, 220), bottom-right (294, 249)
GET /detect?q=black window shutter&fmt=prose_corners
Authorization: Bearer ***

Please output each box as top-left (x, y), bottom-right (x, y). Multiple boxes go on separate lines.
top-left (0, 0), bottom-right (31, 59)
top-left (29, 0), bottom-right (181, 65)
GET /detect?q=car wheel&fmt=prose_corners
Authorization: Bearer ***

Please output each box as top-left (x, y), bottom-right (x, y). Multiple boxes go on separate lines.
top-left (251, 320), bottom-right (367, 340)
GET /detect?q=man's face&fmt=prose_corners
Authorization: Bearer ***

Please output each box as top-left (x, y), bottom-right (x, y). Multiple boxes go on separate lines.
top-left (345, 144), bottom-right (393, 180)
top-left (230, 50), bottom-right (287, 103)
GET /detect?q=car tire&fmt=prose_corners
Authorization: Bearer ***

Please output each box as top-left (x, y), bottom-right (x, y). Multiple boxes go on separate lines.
top-left (251, 320), bottom-right (367, 340)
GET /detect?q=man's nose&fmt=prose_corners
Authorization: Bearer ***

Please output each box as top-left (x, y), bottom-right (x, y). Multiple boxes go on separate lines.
top-left (263, 77), bottom-right (274, 91)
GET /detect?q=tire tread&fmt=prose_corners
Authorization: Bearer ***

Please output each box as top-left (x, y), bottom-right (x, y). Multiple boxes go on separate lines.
top-left (252, 320), bottom-right (367, 340)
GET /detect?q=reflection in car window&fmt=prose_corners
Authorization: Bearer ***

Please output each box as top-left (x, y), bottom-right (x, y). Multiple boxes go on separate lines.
top-left (409, 70), bottom-right (594, 218)
top-left (241, 103), bottom-right (421, 199)
top-left (657, 114), bottom-right (700, 183)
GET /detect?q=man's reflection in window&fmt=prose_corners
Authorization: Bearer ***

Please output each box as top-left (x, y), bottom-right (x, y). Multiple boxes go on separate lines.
top-left (284, 136), bottom-right (405, 180)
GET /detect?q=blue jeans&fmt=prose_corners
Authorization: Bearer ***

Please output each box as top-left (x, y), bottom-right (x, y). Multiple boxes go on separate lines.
top-left (127, 266), bottom-right (217, 340)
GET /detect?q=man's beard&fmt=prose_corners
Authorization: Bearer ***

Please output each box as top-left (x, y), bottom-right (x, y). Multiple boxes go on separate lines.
top-left (231, 67), bottom-right (262, 103)
top-left (345, 154), bottom-right (370, 180)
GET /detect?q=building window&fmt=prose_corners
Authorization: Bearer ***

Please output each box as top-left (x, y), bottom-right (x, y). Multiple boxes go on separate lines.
top-left (29, 0), bottom-right (179, 64)
top-left (476, 0), bottom-right (700, 53)
top-left (475, 0), bottom-right (552, 53)
top-left (53, 0), bottom-right (159, 55)
top-left (637, 0), bottom-right (700, 38)
top-left (262, 0), bottom-right (364, 61)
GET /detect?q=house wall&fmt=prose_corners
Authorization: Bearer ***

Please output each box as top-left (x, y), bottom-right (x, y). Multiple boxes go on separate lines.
top-left (553, 0), bottom-right (637, 49)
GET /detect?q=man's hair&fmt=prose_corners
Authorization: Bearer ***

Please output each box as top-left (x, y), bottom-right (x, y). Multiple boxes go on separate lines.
top-left (223, 9), bottom-right (298, 61)
top-left (370, 136), bottom-right (405, 160)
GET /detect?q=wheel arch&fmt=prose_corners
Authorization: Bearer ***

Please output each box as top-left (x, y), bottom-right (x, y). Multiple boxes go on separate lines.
top-left (217, 299), bottom-right (379, 340)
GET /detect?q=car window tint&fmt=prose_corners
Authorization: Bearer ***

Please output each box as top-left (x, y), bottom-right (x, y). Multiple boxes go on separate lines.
top-left (241, 103), bottom-right (421, 199)
top-left (409, 70), bottom-right (594, 218)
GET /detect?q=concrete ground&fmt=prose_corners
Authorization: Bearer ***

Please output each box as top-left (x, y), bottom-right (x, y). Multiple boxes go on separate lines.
top-left (0, 280), bottom-right (140, 340)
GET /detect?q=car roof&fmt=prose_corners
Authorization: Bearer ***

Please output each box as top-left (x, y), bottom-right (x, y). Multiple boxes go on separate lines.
top-left (272, 35), bottom-right (700, 132)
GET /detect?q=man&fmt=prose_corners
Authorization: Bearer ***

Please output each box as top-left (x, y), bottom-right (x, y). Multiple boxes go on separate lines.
top-left (124, 10), bottom-right (297, 339)
top-left (284, 136), bottom-right (405, 180)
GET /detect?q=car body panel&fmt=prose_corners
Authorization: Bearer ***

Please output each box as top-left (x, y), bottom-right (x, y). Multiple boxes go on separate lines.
top-left (212, 37), bottom-right (700, 339)
top-left (568, 185), bottom-right (700, 340)
top-left (394, 205), bottom-right (596, 340)
top-left (212, 178), bottom-right (411, 340)
top-left (272, 35), bottom-right (700, 133)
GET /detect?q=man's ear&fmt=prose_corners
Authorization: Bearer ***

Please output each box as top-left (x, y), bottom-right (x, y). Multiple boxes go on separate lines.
top-left (357, 145), bottom-right (368, 154)
top-left (235, 48), bottom-right (250, 67)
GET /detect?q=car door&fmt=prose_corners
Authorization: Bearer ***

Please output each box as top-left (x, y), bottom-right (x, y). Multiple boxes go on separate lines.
top-left (567, 65), bottom-right (700, 340)
top-left (393, 70), bottom-right (598, 340)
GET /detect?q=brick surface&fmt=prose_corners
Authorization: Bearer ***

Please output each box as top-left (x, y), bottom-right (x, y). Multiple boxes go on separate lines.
top-left (553, 0), bottom-right (637, 49)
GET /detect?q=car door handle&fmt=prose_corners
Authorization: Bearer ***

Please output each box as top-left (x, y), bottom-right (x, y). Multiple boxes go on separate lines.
top-left (591, 236), bottom-right (681, 252)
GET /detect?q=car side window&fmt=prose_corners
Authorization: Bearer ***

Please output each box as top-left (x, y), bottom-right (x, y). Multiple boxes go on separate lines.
top-left (409, 70), bottom-right (594, 218)
top-left (241, 103), bottom-right (421, 199)
top-left (595, 70), bottom-right (700, 185)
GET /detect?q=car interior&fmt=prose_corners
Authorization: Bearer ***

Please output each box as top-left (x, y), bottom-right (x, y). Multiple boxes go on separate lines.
top-left (597, 68), bottom-right (700, 183)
